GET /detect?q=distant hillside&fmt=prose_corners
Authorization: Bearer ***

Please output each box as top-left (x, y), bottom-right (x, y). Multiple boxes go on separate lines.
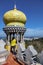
top-left (25, 38), bottom-right (43, 53)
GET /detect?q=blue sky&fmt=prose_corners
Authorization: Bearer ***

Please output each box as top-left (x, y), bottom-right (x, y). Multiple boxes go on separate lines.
top-left (0, 0), bottom-right (43, 37)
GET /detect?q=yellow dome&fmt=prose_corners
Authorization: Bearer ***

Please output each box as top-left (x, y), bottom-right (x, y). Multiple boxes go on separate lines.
top-left (3, 7), bottom-right (27, 27)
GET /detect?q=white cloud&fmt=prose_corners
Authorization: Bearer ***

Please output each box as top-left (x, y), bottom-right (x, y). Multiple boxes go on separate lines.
top-left (24, 28), bottom-right (43, 37)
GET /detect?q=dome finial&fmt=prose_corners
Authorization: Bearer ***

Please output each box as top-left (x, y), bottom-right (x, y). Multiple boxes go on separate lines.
top-left (14, 4), bottom-right (16, 9)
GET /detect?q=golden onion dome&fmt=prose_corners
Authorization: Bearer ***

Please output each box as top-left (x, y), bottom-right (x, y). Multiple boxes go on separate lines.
top-left (3, 5), bottom-right (27, 27)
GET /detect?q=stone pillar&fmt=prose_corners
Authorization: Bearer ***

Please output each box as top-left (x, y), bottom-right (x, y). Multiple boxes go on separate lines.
top-left (5, 34), bottom-right (11, 52)
top-left (20, 33), bottom-right (24, 43)
top-left (13, 33), bottom-right (14, 39)
top-left (22, 33), bottom-right (24, 42)
top-left (6, 34), bottom-right (10, 45)
top-left (11, 34), bottom-right (13, 40)
top-left (11, 33), bottom-right (15, 41)
top-left (16, 32), bottom-right (19, 44)
top-left (21, 33), bottom-right (22, 42)
top-left (10, 33), bottom-right (11, 43)
top-left (7, 34), bottom-right (10, 44)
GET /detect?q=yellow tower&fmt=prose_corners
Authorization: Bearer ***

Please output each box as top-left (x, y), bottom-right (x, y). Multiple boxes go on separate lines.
top-left (3, 5), bottom-right (27, 51)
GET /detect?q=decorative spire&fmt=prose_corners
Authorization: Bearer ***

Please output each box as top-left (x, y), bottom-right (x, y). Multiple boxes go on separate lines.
top-left (14, 4), bottom-right (16, 9)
